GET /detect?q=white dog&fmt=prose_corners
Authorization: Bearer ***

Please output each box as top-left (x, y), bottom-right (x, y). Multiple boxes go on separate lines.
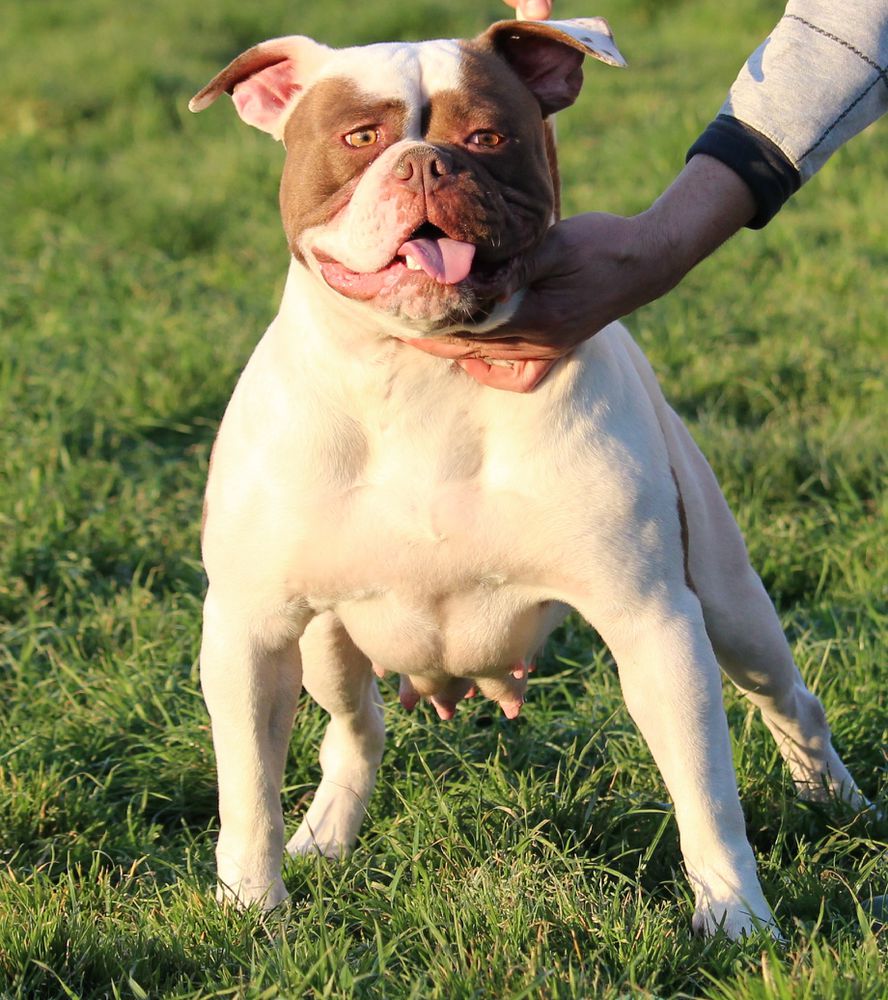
top-left (190, 17), bottom-right (864, 938)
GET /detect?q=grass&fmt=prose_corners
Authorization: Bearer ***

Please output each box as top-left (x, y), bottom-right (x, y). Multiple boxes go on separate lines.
top-left (1, 0), bottom-right (886, 996)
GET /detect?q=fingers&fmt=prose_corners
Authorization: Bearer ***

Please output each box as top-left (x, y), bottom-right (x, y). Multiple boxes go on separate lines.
top-left (398, 338), bottom-right (556, 392)
top-left (501, 0), bottom-right (553, 18)
top-left (458, 358), bottom-right (556, 392)
top-left (401, 336), bottom-right (473, 361)
top-left (400, 336), bottom-right (565, 361)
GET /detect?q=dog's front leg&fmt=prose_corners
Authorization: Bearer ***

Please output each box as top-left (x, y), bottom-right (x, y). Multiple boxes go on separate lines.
top-left (591, 593), bottom-right (776, 939)
top-left (200, 588), bottom-right (308, 910)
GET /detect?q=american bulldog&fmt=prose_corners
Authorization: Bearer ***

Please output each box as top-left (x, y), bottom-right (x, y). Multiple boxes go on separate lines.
top-left (189, 17), bottom-right (864, 938)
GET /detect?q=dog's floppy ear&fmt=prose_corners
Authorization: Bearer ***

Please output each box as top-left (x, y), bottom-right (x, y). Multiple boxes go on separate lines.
top-left (479, 18), bottom-right (626, 116)
top-left (189, 36), bottom-right (331, 139)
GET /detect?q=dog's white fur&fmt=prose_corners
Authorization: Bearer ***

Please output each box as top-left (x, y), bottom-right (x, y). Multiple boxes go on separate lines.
top-left (195, 23), bottom-right (864, 939)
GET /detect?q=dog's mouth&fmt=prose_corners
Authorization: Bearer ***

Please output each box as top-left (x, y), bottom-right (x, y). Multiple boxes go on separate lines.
top-left (313, 222), bottom-right (519, 308)
top-left (395, 222), bottom-right (476, 284)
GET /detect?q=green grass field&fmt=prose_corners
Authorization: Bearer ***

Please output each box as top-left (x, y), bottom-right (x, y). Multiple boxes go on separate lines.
top-left (1, 0), bottom-right (886, 996)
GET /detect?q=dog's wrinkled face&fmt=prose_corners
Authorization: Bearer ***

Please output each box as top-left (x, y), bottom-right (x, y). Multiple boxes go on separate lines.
top-left (281, 46), bottom-right (552, 327)
top-left (190, 20), bottom-right (625, 330)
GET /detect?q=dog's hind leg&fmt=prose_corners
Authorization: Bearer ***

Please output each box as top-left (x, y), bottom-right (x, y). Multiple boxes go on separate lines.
top-left (661, 406), bottom-right (865, 808)
top-left (620, 333), bottom-right (864, 808)
top-left (287, 612), bottom-right (385, 859)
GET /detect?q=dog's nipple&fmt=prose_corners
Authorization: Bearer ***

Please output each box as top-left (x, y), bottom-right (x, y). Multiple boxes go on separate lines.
top-left (399, 675), bottom-right (420, 711)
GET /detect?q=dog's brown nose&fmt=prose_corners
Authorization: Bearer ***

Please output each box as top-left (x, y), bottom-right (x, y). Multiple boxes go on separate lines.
top-left (392, 146), bottom-right (453, 192)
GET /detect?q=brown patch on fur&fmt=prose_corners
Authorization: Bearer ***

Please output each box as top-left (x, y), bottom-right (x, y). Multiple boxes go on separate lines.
top-left (670, 466), bottom-right (696, 593)
top-left (279, 57), bottom-right (556, 271)
top-left (436, 40), bottom-right (557, 256)
top-left (279, 79), bottom-right (409, 257)
top-left (478, 20), bottom-right (604, 118)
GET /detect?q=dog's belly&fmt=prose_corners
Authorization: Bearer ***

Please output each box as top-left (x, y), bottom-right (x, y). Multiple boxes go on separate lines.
top-left (297, 479), bottom-right (569, 679)
top-left (333, 584), bottom-right (565, 679)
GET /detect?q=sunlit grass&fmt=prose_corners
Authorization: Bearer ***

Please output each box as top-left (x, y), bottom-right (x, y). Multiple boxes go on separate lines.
top-left (1, 0), bottom-right (885, 996)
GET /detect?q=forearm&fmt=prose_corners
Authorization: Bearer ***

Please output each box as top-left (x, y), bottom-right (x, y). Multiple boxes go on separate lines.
top-left (633, 154), bottom-right (757, 296)
top-left (689, 0), bottom-right (888, 227)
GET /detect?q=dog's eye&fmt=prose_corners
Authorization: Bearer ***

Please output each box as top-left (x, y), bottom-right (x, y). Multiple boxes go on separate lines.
top-left (344, 127), bottom-right (380, 148)
top-left (467, 130), bottom-right (504, 148)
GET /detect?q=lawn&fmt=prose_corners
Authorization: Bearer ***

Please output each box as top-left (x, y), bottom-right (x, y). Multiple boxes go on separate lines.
top-left (1, 0), bottom-right (886, 996)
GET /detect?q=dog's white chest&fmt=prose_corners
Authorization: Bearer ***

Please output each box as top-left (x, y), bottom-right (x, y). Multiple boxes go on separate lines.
top-left (204, 319), bottom-right (664, 680)
top-left (297, 429), bottom-right (561, 677)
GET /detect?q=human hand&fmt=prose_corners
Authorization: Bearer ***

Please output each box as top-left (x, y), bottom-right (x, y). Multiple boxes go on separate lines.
top-left (501, 0), bottom-right (554, 19)
top-left (405, 212), bottom-right (667, 391)
top-left (407, 155), bottom-right (757, 392)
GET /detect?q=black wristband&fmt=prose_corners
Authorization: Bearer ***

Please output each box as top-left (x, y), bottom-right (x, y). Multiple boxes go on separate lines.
top-left (687, 115), bottom-right (801, 229)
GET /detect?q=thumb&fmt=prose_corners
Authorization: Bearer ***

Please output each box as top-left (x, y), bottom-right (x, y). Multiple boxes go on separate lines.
top-left (501, 0), bottom-right (553, 18)
top-left (518, 0), bottom-right (553, 18)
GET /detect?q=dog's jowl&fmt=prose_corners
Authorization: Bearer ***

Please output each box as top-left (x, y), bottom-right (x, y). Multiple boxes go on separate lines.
top-left (190, 17), bottom-right (865, 938)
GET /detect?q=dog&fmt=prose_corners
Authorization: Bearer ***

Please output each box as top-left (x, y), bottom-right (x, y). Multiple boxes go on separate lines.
top-left (189, 17), bottom-right (864, 939)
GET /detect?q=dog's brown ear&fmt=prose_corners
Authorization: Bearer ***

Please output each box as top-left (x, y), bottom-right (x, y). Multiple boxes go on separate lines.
top-left (189, 36), bottom-right (331, 139)
top-left (478, 17), bottom-right (625, 116)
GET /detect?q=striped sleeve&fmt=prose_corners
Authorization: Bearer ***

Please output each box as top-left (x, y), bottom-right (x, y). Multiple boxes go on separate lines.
top-left (687, 0), bottom-right (888, 227)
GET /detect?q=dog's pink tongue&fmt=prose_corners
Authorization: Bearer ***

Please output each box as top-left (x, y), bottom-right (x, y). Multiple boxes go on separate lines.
top-left (398, 237), bottom-right (476, 284)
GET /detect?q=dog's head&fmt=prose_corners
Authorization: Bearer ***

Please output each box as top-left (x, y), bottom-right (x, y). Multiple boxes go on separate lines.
top-left (190, 19), bottom-right (624, 333)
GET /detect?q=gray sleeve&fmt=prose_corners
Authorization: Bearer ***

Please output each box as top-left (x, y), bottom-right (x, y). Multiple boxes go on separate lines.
top-left (721, 0), bottom-right (888, 184)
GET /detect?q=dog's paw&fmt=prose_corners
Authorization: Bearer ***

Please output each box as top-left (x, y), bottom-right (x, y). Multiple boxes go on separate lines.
top-left (215, 839), bottom-right (290, 912)
top-left (691, 880), bottom-right (783, 941)
top-left (285, 778), bottom-right (368, 860)
top-left (692, 903), bottom-right (781, 941)
top-left (216, 874), bottom-right (289, 912)
top-left (286, 819), bottom-right (351, 859)
top-left (688, 863), bottom-right (780, 941)
top-left (794, 770), bottom-right (870, 812)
